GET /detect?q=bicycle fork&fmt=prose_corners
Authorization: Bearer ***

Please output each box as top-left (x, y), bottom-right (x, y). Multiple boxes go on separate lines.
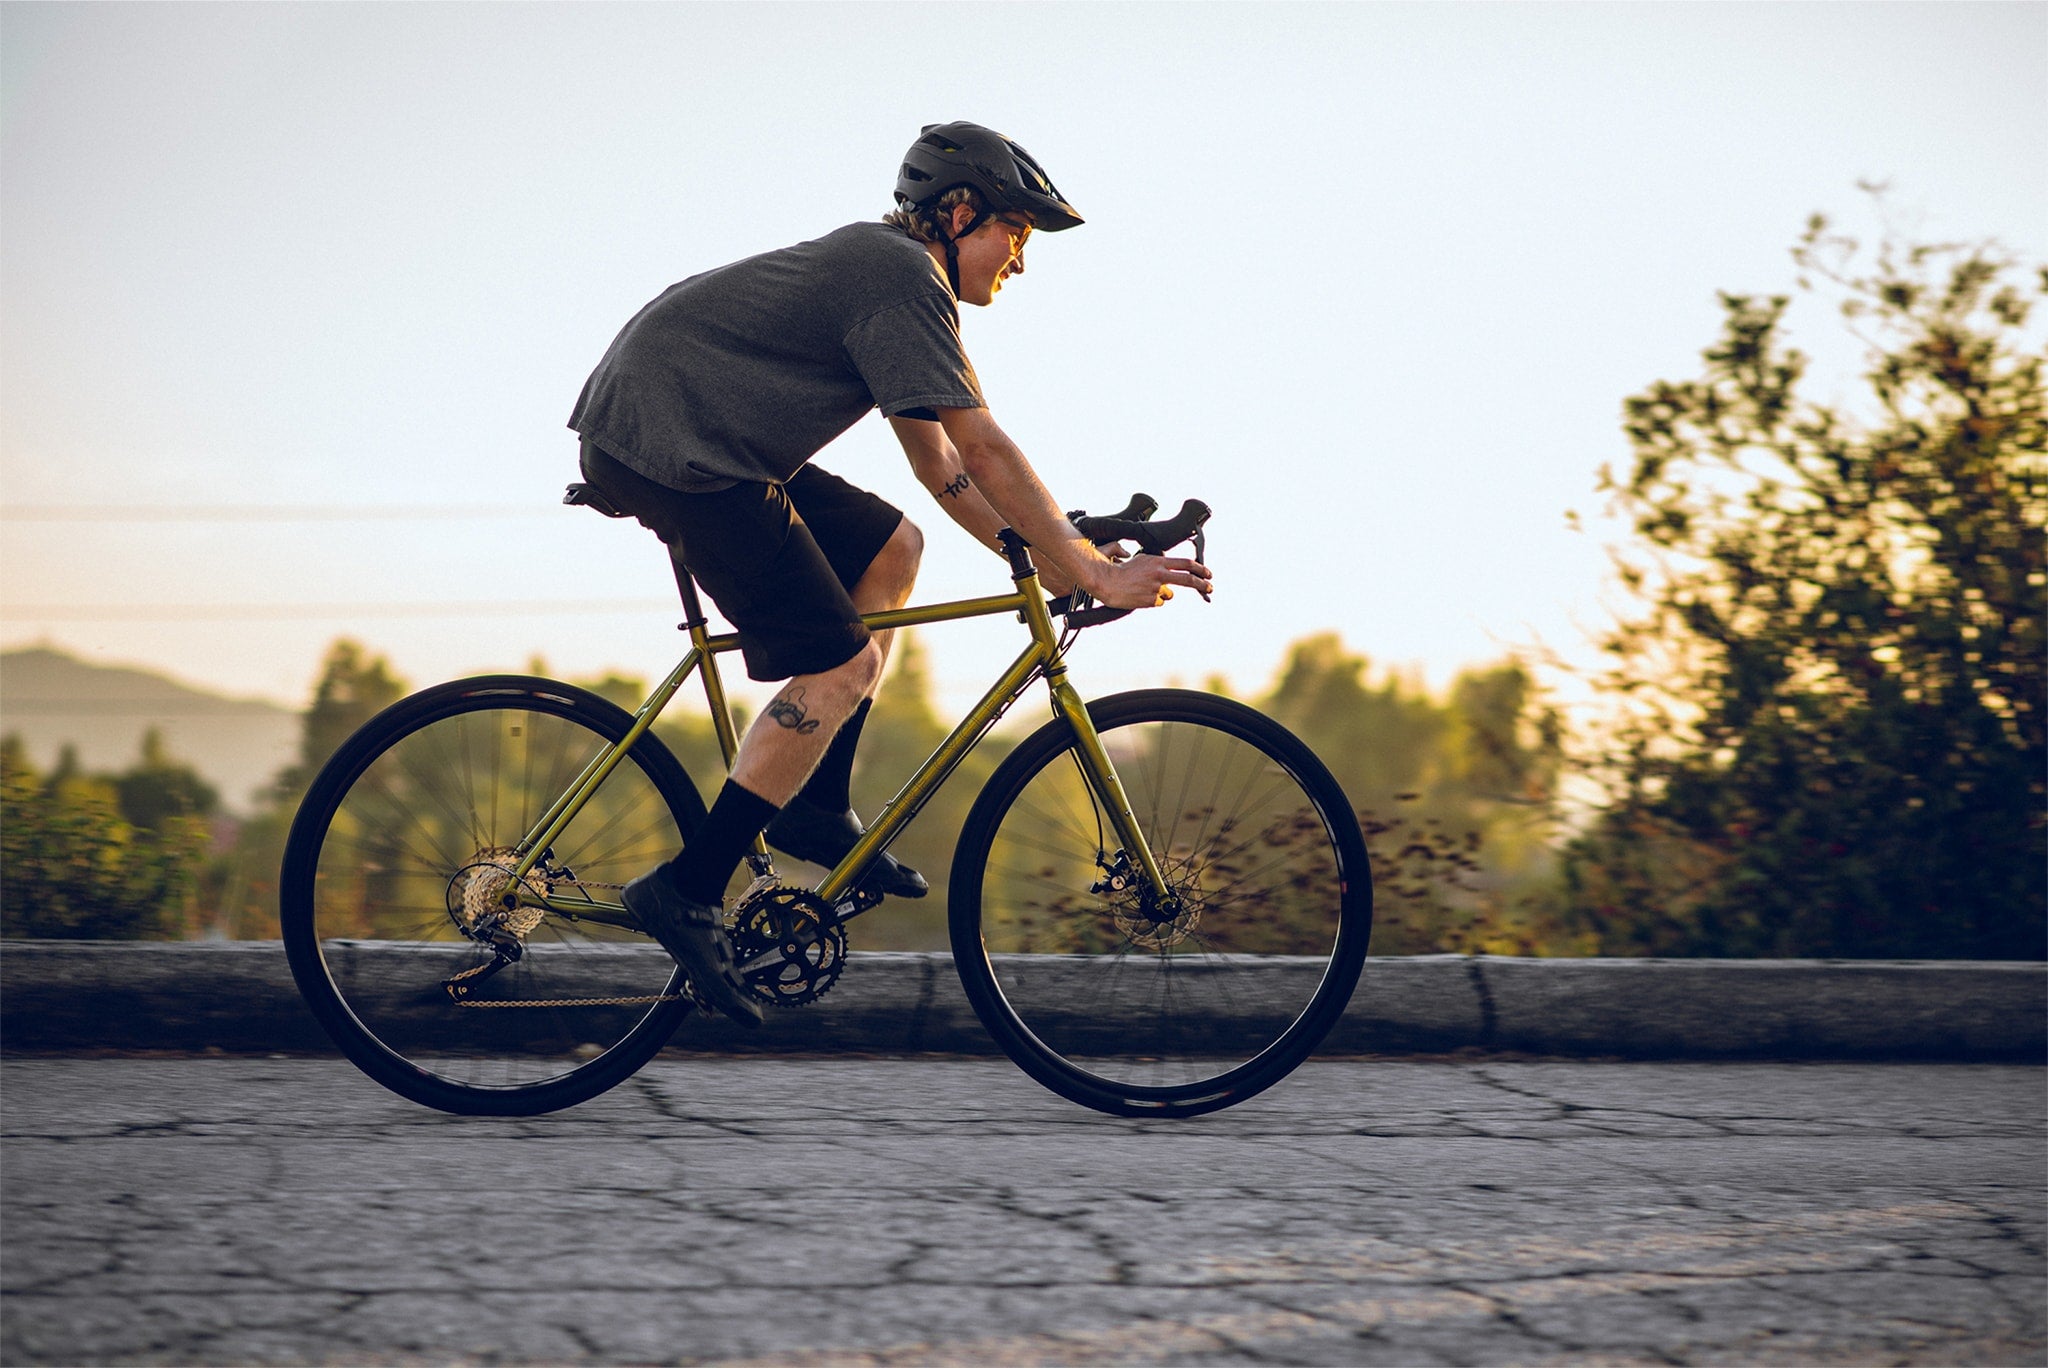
top-left (1041, 665), bottom-right (1173, 904)
top-left (1012, 561), bottom-right (1174, 907)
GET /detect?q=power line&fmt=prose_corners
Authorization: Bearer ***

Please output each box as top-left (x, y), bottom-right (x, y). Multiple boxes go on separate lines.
top-left (1, 505), bottom-right (559, 522)
top-left (0, 701), bottom-right (294, 716)
top-left (0, 600), bottom-right (679, 622)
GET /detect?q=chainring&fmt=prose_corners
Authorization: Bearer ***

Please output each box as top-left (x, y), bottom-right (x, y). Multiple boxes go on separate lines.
top-left (729, 885), bottom-right (847, 1008)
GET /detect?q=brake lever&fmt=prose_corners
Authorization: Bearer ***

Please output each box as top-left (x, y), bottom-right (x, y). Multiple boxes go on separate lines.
top-left (1192, 526), bottom-right (1210, 601)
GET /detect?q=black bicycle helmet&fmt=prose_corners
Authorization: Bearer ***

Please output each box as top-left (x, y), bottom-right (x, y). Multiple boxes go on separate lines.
top-left (894, 121), bottom-right (1084, 233)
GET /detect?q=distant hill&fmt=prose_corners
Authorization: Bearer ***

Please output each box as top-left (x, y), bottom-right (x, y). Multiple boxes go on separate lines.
top-left (0, 648), bottom-right (299, 813)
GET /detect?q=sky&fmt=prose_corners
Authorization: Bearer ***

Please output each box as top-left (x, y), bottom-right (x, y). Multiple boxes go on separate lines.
top-left (3, 1), bottom-right (2043, 725)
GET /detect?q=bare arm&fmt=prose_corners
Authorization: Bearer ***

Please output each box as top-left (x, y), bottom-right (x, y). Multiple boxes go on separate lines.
top-left (889, 407), bottom-right (1210, 609)
top-left (886, 412), bottom-right (1012, 559)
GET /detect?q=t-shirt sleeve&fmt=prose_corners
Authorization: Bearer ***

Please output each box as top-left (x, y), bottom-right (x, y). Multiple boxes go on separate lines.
top-left (843, 292), bottom-right (986, 417)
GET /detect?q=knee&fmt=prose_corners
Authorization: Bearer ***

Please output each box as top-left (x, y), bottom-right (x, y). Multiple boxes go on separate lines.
top-left (881, 517), bottom-right (923, 581)
top-left (835, 640), bottom-right (885, 698)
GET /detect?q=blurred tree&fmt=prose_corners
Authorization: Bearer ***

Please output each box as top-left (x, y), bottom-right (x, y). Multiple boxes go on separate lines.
top-left (1246, 636), bottom-right (1565, 954)
top-left (1559, 212), bottom-right (2045, 958)
top-left (271, 639), bottom-right (408, 801)
top-left (1258, 634), bottom-right (1444, 805)
top-left (111, 728), bottom-right (220, 831)
top-left (1, 734), bottom-right (208, 939)
top-left (211, 639), bottom-right (411, 938)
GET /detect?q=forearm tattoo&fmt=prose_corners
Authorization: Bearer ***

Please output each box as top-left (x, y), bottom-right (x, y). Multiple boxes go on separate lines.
top-left (764, 686), bottom-right (822, 735)
top-left (939, 473), bottom-right (971, 500)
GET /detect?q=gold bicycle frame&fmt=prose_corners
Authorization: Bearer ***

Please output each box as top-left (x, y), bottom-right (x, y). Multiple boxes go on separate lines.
top-left (509, 560), bottom-right (1171, 927)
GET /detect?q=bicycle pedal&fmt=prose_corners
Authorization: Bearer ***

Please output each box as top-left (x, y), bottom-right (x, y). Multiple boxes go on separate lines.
top-left (835, 888), bottom-right (884, 919)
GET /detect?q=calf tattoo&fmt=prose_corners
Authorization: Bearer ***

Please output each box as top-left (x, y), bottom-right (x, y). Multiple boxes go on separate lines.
top-left (940, 473), bottom-right (971, 500)
top-left (765, 686), bottom-right (822, 735)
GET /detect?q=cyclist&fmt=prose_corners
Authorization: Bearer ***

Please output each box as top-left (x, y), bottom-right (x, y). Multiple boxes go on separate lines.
top-left (568, 121), bottom-right (1212, 1024)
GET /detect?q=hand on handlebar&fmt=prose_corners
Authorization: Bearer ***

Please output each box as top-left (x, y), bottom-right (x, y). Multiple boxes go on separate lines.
top-left (1086, 550), bottom-right (1212, 610)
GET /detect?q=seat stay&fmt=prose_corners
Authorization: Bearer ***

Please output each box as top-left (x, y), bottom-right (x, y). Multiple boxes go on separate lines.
top-left (510, 646), bottom-right (706, 882)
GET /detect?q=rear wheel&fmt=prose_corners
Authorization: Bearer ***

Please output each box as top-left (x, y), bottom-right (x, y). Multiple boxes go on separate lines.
top-left (280, 676), bottom-right (705, 1115)
top-left (949, 689), bottom-right (1371, 1117)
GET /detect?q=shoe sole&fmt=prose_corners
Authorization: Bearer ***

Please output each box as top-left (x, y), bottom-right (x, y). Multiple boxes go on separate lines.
top-left (621, 888), bottom-right (764, 1026)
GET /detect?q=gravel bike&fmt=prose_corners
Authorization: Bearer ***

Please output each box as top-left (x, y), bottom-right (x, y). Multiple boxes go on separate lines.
top-left (281, 489), bottom-right (1373, 1118)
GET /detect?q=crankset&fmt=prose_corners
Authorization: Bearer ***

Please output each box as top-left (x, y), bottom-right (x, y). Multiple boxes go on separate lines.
top-left (729, 885), bottom-right (848, 1008)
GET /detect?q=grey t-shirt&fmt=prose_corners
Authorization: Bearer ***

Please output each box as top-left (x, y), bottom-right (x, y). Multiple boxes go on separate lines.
top-left (568, 221), bottom-right (985, 492)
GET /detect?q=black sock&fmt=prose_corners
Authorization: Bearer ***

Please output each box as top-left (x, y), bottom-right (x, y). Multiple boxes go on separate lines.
top-left (662, 780), bottom-right (778, 906)
top-left (795, 697), bottom-right (871, 814)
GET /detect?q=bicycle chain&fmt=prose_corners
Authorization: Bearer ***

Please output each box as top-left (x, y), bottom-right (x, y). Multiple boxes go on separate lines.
top-left (447, 862), bottom-right (688, 1010)
top-left (444, 859), bottom-right (852, 1012)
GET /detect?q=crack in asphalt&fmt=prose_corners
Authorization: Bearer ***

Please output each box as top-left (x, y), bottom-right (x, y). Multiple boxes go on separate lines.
top-left (2, 1059), bottom-right (2040, 1366)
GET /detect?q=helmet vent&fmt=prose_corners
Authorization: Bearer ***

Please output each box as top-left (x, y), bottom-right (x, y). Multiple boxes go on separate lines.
top-left (920, 133), bottom-right (964, 153)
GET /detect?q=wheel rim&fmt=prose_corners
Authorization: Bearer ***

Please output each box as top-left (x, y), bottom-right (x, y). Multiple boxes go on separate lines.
top-left (305, 701), bottom-right (684, 1094)
top-left (973, 712), bottom-right (1353, 1097)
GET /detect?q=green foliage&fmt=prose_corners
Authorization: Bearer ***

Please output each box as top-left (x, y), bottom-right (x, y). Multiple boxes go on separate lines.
top-left (1, 734), bottom-right (210, 939)
top-left (112, 728), bottom-right (220, 831)
top-left (42, 627), bottom-right (1569, 955)
top-left (1560, 212), bottom-right (2045, 958)
top-left (1258, 635), bottom-right (1446, 800)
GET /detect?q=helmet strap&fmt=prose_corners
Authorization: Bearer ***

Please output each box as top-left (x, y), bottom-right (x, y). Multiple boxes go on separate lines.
top-left (937, 205), bottom-right (985, 299)
top-left (941, 237), bottom-right (962, 297)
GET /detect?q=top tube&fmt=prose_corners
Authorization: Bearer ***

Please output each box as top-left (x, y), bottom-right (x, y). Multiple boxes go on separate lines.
top-left (696, 589), bottom-right (1033, 655)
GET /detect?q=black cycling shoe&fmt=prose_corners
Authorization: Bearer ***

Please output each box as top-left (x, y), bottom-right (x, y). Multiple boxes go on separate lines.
top-left (620, 871), bottom-right (763, 1026)
top-left (764, 799), bottom-right (929, 899)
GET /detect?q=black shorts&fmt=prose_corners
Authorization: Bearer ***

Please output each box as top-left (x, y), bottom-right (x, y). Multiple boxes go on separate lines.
top-left (579, 439), bottom-right (903, 682)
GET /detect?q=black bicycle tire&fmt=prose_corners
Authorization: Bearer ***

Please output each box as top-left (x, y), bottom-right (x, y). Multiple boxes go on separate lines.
top-left (281, 675), bottom-right (708, 1116)
top-left (948, 688), bottom-right (1372, 1117)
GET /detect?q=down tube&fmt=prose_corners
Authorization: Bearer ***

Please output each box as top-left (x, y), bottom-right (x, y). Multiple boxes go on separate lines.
top-left (814, 640), bottom-right (1049, 906)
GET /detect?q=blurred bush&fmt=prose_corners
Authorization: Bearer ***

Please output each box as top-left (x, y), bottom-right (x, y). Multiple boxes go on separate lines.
top-left (1556, 208), bottom-right (2044, 958)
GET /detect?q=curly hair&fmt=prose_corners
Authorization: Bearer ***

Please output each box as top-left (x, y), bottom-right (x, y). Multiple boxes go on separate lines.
top-left (881, 185), bottom-right (989, 244)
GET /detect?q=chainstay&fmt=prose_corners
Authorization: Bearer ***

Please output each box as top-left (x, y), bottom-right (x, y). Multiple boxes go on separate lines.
top-left (446, 873), bottom-right (686, 1008)
top-left (454, 994), bottom-right (684, 1008)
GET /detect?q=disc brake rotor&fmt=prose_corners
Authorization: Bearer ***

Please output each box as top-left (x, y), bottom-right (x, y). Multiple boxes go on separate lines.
top-left (1107, 850), bottom-right (1205, 951)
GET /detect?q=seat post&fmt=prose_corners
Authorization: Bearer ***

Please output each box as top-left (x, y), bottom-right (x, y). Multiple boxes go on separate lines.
top-left (668, 549), bottom-right (710, 631)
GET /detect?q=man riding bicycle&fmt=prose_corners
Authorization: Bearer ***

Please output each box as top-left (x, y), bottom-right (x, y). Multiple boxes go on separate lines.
top-left (568, 121), bottom-right (1212, 1024)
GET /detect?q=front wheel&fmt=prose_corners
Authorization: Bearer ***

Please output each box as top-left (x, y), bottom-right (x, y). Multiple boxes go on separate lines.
top-left (280, 676), bottom-right (707, 1115)
top-left (949, 690), bottom-right (1372, 1117)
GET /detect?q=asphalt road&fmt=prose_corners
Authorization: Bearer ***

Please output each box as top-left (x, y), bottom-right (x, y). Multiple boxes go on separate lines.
top-left (2, 1056), bottom-right (2042, 1366)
